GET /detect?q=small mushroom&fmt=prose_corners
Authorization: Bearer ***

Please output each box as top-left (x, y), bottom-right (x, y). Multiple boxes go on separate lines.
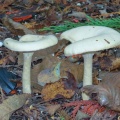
top-left (60, 26), bottom-right (120, 100)
top-left (3, 34), bottom-right (58, 93)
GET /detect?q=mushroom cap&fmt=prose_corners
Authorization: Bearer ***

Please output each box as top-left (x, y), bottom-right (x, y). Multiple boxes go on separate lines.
top-left (61, 26), bottom-right (120, 56)
top-left (60, 26), bottom-right (120, 43)
top-left (3, 34), bottom-right (58, 52)
top-left (19, 34), bottom-right (45, 42)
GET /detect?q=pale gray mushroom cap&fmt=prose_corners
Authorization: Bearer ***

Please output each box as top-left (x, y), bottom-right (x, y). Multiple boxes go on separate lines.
top-left (3, 34), bottom-right (58, 52)
top-left (60, 26), bottom-right (120, 56)
top-left (60, 26), bottom-right (120, 43)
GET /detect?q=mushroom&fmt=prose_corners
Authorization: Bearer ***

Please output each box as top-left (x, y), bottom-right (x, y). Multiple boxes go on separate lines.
top-left (60, 26), bottom-right (120, 100)
top-left (0, 41), bottom-right (3, 46)
top-left (3, 34), bottom-right (58, 93)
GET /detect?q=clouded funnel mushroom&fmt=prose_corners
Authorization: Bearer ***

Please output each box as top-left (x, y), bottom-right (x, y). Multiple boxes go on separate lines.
top-left (60, 26), bottom-right (120, 100)
top-left (3, 34), bottom-right (58, 93)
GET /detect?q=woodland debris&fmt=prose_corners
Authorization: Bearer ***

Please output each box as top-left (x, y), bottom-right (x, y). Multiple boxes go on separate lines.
top-left (81, 72), bottom-right (120, 112)
top-left (41, 71), bottom-right (77, 101)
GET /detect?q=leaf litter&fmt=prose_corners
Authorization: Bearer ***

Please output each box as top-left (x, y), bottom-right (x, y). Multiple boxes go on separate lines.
top-left (0, 0), bottom-right (119, 120)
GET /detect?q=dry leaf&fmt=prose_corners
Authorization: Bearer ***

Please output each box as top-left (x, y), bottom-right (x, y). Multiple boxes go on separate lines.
top-left (110, 58), bottom-right (120, 71)
top-left (0, 57), bottom-right (7, 65)
top-left (35, 55), bottom-right (83, 85)
top-left (81, 72), bottom-right (120, 112)
top-left (38, 62), bottom-right (61, 86)
top-left (47, 104), bottom-right (60, 115)
top-left (2, 16), bottom-right (36, 35)
top-left (0, 94), bottom-right (30, 120)
top-left (76, 110), bottom-right (90, 120)
top-left (23, 22), bottom-right (36, 29)
top-left (58, 109), bottom-right (71, 120)
top-left (41, 72), bottom-right (76, 101)
top-left (31, 82), bottom-right (43, 93)
top-left (94, 55), bottom-right (120, 71)
top-left (0, 0), bottom-right (15, 12)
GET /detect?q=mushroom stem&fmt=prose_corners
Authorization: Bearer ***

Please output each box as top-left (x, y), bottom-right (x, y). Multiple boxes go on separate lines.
top-left (82, 53), bottom-right (94, 100)
top-left (22, 52), bottom-right (34, 93)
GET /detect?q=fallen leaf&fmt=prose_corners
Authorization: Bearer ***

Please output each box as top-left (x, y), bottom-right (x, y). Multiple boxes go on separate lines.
top-left (41, 72), bottom-right (77, 101)
top-left (75, 110), bottom-right (90, 120)
top-left (0, 57), bottom-right (7, 65)
top-left (81, 72), bottom-right (120, 112)
top-left (35, 55), bottom-right (83, 85)
top-left (38, 62), bottom-right (61, 86)
top-left (31, 82), bottom-right (43, 93)
top-left (0, 94), bottom-right (30, 120)
top-left (58, 109), bottom-right (71, 120)
top-left (2, 16), bottom-right (36, 35)
top-left (47, 104), bottom-right (60, 115)
top-left (23, 22), bottom-right (36, 29)
top-left (109, 58), bottom-right (120, 71)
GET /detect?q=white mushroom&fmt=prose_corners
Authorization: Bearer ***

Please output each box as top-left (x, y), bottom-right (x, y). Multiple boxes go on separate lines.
top-left (0, 41), bottom-right (3, 46)
top-left (4, 34), bottom-right (58, 94)
top-left (60, 26), bottom-right (120, 100)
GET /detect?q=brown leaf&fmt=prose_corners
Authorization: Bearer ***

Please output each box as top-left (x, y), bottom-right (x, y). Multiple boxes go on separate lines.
top-left (47, 104), bottom-right (60, 115)
top-left (58, 109), bottom-right (71, 120)
top-left (33, 55), bottom-right (83, 85)
top-left (41, 72), bottom-right (77, 101)
top-left (0, 57), bottom-right (7, 65)
top-left (31, 82), bottom-right (43, 93)
top-left (0, 94), bottom-right (30, 120)
top-left (38, 62), bottom-right (61, 86)
top-left (2, 16), bottom-right (36, 35)
top-left (109, 58), bottom-right (120, 71)
top-left (81, 72), bottom-right (120, 112)
top-left (22, 0), bottom-right (34, 6)
top-left (0, 0), bottom-right (15, 12)
top-left (8, 55), bottom-right (16, 63)
top-left (4, 0), bottom-right (15, 5)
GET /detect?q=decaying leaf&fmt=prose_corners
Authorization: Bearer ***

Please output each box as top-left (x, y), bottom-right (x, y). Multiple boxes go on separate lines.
top-left (99, 56), bottom-right (113, 71)
top-left (75, 110), bottom-right (90, 120)
top-left (35, 55), bottom-right (83, 84)
top-left (23, 22), bottom-right (36, 29)
top-left (0, 0), bottom-right (15, 12)
top-left (41, 71), bottom-right (77, 101)
top-left (31, 82), bottom-right (43, 93)
top-left (0, 94), bottom-right (30, 120)
top-left (0, 57), bottom-right (7, 65)
top-left (2, 16), bottom-right (36, 35)
top-left (109, 58), bottom-right (120, 71)
top-left (81, 72), bottom-right (120, 112)
top-left (94, 55), bottom-right (120, 71)
top-left (58, 109), bottom-right (71, 120)
top-left (38, 62), bottom-right (61, 86)
top-left (47, 104), bottom-right (60, 115)
top-left (46, 6), bottom-right (62, 24)
top-left (22, 0), bottom-right (35, 6)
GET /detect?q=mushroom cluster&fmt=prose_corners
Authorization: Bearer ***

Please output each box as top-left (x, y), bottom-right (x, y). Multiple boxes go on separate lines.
top-left (4, 34), bottom-right (58, 93)
top-left (60, 26), bottom-right (120, 100)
